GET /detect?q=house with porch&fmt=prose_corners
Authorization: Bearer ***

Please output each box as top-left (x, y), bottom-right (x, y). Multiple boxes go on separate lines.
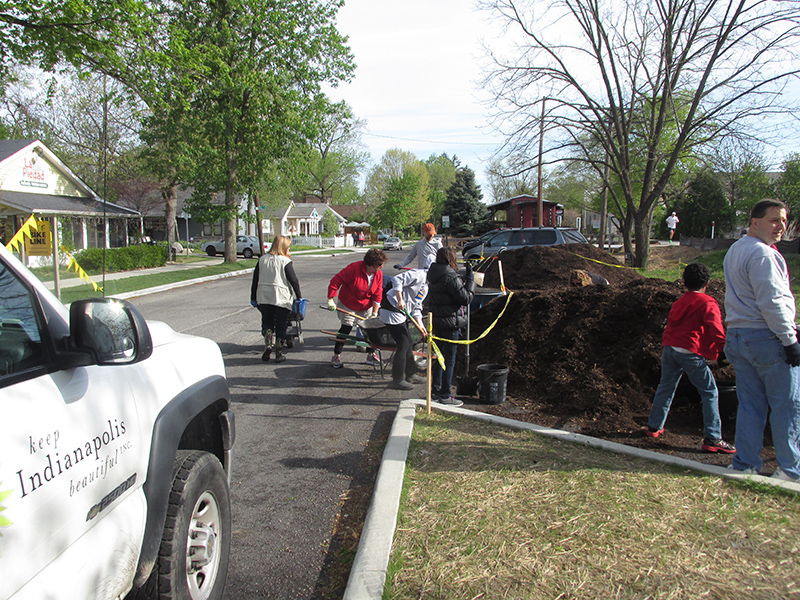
top-left (0, 139), bottom-right (140, 265)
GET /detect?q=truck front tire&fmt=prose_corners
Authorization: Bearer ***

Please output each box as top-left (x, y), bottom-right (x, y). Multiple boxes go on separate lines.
top-left (157, 450), bottom-right (231, 600)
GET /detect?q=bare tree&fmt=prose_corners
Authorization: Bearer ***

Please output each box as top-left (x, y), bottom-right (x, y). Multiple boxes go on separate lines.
top-left (480, 0), bottom-right (800, 267)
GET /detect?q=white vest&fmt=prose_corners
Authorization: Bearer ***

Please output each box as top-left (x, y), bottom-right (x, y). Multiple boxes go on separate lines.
top-left (256, 254), bottom-right (294, 309)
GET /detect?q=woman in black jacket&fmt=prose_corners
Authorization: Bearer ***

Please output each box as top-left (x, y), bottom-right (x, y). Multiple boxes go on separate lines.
top-left (426, 246), bottom-right (475, 406)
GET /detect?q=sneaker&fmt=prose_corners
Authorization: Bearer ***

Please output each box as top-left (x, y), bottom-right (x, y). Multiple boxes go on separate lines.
top-left (405, 373), bottom-right (425, 384)
top-left (727, 464), bottom-right (758, 474)
top-left (771, 467), bottom-right (799, 482)
top-left (437, 396), bottom-right (463, 407)
top-left (331, 354), bottom-right (343, 369)
top-left (389, 379), bottom-right (414, 390)
top-left (365, 353), bottom-right (380, 366)
top-left (702, 438), bottom-right (736, 454)
top-left (645, 427), bottom-right (664, 438)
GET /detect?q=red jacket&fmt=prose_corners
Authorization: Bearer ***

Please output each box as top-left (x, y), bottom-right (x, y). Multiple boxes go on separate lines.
top-left (662, 291), bottom-right (725, 360)
top-left (328, 260), bottom-right (383, 311)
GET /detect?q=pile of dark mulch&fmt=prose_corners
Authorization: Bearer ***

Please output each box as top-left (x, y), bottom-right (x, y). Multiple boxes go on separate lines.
top-left (476, 243), bottom-right (643, 290)
top-left (461, 244), bottom-right (748, 466)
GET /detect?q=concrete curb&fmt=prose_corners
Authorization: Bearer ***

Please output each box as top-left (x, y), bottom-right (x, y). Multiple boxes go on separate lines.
top-left (111, 268), bottom-right (255, 300)
top-left (342, 400), bottom-right (417, 600)
top-left (343, 398), bottom-right (800, 600)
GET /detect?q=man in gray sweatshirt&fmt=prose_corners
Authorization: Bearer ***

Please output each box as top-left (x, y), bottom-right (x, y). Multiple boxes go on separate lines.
top-left (723, 198), bottom-right (800, 481)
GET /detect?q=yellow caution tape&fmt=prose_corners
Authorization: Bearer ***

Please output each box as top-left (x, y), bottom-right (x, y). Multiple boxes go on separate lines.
top-left (431, 291), bottom-right (515, 346)
top-left (5, 214), bottom-right (38, 252)
top-left (567, 251), bottom-right (641, 271)
top-left (430, 338), bottom-right (446, 370)
top-left (62, 246), bottom-right (103, 292)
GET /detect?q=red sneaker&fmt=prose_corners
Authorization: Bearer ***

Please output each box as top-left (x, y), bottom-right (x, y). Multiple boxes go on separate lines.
top-left (702, 438), bottom-right (736, 454)
top-left (645, 427), bottom-right (664, 438)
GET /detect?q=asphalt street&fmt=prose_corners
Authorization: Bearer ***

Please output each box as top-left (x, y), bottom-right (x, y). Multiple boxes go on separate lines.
top-left (126, 249), bottom-right (413, 599)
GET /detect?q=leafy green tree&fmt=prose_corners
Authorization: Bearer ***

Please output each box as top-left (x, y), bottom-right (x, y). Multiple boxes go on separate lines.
top-left (0, 0), bottom-right (149, 78)
top-left (486, 155), bottom-right (537, 203)
top-left (444, 166), bottom-right (489, 237)
top-left (364, 148), bottom-right (420, 218)
top-left (777, 154), bottom-right (800, 218)
top-left (710, 142), bottom-right (774, 224)
top-left (320, 209), bottom-right (339, 235)
top-left (674, 170), bottom-right (734, 238)
top-left (141, 0), bottom-right (354, 262)
top-left (545, 163), bottom-right (598, 211)
top-left (425, 153), bottom-right (458, 223)
top-left (302, 101), bottom-right (369, 205)
top-left (376, 172), bottom-right (420, 232)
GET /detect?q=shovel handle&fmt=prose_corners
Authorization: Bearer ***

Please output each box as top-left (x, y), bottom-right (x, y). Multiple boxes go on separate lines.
top-left (322, 305), bottom-right (368, 320)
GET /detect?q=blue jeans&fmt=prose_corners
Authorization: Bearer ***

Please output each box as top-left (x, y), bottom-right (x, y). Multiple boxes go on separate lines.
top-left (725, 328), bottom-right (800, 477)
top-left (431, 328), bottom-right (460, 399)
top-left (648, 346), bottom-right (722, 440)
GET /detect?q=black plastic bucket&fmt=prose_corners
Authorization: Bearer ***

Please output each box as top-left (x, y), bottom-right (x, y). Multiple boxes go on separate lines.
top-left (477, 363), bottom-right (509, 405)
top-left (717, 384), bottom-right (738, 426)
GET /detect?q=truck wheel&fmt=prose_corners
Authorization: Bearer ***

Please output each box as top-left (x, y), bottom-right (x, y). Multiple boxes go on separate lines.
top-left (158, 450), bottom-right (231, 600)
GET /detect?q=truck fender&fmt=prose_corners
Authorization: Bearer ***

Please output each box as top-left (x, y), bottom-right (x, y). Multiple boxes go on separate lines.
top-left (132, 375), bottom-right (233, 587)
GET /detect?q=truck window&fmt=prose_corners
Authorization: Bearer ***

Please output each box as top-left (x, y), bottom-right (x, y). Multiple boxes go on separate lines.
top-left (0, 263), bottom-right (44, 376)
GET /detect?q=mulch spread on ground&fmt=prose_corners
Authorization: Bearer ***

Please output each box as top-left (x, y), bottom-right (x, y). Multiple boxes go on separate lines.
top-left (460, 244), bottom-right (774, 469)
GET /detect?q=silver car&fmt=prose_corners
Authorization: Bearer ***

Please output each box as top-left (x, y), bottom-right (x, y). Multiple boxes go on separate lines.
top-left (202, 235), bottom-right (267, 258)
top-left (383, 236), bottom-right (404, 251)
top-left (463, 227), bottom-right (588, 261)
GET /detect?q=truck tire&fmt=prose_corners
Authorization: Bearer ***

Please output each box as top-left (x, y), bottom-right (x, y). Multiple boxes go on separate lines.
top-left (158, 450), bottom-right (231, 600)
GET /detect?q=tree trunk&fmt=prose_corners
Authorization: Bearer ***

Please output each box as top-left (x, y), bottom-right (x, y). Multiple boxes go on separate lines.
top-left (633, 211), bottom-right (651, 269)
top-left (163, 185), bottom-right (178, 244)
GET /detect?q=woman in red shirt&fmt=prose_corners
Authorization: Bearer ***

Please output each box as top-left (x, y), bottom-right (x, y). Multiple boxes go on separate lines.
top-left (327, 248), bottom-right (388, 368)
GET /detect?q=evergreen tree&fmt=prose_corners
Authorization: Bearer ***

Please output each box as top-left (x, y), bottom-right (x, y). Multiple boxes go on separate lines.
top-left (443, 167), bottom-right (489, 237)
top-left (675, 171), bottom-right (735, 238)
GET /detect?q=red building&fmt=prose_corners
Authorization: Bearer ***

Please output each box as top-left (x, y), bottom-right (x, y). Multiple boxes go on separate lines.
top-left (486, 195), bottom-right (563, 228)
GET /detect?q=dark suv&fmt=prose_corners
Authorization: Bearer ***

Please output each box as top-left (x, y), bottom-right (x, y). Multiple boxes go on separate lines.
top-left (463, 227), bottom-right (587, 261)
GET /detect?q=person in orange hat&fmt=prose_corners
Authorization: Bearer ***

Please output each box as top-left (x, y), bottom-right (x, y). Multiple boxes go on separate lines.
top-left (395, 222), bottom-right (443, 271)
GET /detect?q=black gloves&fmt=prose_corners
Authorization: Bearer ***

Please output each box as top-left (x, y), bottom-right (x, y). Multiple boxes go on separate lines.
top-left (465, 262), bottom-right (473, 282)
top-left (784, 342), bottom-right (800, 367)
top-left (394, 264), bottom-right (402, 270)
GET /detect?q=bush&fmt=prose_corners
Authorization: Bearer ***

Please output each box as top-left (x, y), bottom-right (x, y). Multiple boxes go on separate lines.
top-left (74, 244), bottom-right (168, 273)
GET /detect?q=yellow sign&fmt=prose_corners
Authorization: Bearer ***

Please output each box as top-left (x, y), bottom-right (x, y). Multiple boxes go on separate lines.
top-left (25, 220), bottom-right (51, 256)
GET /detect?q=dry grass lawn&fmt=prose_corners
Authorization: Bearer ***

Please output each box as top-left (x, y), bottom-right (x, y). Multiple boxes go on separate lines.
top-left (386, 410), bottom-right (800, 600)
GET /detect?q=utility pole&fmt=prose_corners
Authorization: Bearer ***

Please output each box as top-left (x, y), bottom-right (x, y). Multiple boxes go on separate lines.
top-left (537, 98), bottom-right (546, 227)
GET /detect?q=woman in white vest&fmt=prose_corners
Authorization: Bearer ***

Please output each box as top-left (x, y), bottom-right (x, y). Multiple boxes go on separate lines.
top-left (250, 235), bottom-right (301, 363)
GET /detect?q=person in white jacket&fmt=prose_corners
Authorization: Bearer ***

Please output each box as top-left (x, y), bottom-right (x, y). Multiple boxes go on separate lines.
top-left (379, 268), bottom-right (428, 390)
top-left (395, 223), bottom-right (443, 271)
top-left (250, 235), bottom-right (301, 363)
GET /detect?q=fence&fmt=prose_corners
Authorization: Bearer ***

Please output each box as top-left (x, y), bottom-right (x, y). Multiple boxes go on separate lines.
top-left (291, 235), bottom-right (354, 249)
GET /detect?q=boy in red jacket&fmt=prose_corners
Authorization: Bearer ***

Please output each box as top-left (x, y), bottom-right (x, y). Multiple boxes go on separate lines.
top-left (646, 262), bottom-right (735, 453)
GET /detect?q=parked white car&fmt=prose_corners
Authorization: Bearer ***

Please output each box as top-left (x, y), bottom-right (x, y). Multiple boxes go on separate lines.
top-left (383, 236), bottom-right (404, 251)
top-left (202, 235), bottom-right (267, 258)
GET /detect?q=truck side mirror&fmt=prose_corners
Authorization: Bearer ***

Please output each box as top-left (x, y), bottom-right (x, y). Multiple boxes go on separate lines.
top-left (69, 298), bottom-right (153, 365)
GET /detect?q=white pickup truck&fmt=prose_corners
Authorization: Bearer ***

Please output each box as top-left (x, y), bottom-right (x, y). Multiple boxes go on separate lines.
top-left (0, 243), bottom-right (235, 600)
